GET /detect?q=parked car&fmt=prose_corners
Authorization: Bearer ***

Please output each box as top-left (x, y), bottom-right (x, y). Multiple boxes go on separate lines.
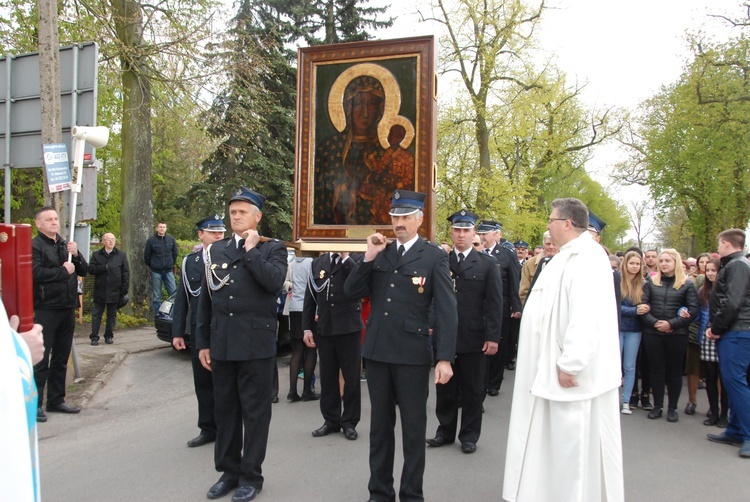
top-left (155, 290), bottom-right (291, 352)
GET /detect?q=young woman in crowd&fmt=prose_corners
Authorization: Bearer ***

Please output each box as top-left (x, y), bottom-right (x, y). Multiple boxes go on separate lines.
top-left (693, 252), bottom-right (711, 290)
top-left (619, 251), bottom-right (645, 414)
top-left (697, 258), bottom-right (728, 427)
top-left (640, 249), bottom-right (699, 422)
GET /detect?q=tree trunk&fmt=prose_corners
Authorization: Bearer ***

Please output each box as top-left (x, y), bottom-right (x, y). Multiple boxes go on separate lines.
top-left (325, 0), bottom-right (335, 43)
top-left (112, 0), bottom-right (154, 317)
top-left (37, 0), bottom-right (66, 217)
top-left (474, 114), bottom-right (492, 211)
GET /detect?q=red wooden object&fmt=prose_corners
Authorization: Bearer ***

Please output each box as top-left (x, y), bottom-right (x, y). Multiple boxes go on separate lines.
top-left (0, 224), bottom-right (34, 332)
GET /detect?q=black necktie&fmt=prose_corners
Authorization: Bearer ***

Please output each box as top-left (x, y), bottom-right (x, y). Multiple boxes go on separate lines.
top-left (484, 248), bottom-right (490, 255)
top-left (458, 252), bottom-right (465, 266)
top-left (331, 253), bottom-right (339, 267)
top-left (237, 238), bottom-right (245, 250)
top-left (398, 245), bottom-right (405, 258)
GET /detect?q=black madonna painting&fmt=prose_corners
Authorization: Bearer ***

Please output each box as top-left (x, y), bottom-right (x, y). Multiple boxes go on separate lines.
top-left (315, 62), bottom-right (416, 225)
top-left (294, 36), bottom-right (436, 245)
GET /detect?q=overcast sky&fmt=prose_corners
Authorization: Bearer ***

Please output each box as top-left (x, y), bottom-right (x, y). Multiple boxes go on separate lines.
top-left (370, 0), bottom-right (744, 239)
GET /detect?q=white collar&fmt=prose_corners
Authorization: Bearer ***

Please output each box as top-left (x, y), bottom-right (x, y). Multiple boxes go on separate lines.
top-left (397, 234), bottom-right (420, 255)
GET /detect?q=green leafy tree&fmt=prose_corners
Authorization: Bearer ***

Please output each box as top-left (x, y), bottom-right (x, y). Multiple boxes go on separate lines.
top-left (425, 0), bottom-right (626, 247)
top-left (617, 35), bottom-right (750, 252)
top-left (301, 0), bottom-right (392, 44)
top-left (196, 0), bottom-right (392, 240)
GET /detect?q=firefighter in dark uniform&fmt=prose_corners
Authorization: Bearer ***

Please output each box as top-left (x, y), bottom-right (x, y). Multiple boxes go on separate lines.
top-left (303, 251), bottom-right (364, 440)
top-left (344, 189), bottom-right (458, 502)
top-left (172, 215), bottom-right (226, 448)
top-left (477, 220), bottom-right (522, 395)
top-left (426, 210), bottom-right (503, 454)
top-left (195, 188), bottom-right (288, 502)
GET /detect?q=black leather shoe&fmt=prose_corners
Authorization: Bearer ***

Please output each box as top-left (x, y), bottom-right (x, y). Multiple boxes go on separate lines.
top-left (46, 402), bottom-right (81, 414)
top-left (90, 338), bottom-right (99, 346)
top-left (187, 433), bottom-right (216, 447)
top-left (301, 392), bottom-right (320, 401)
top-left (425, 436), bottom-right (453, 447)
top-left (647, 408), bottom-right (662, 420)
top-left (312, 424), bottom-right (340, 437)
top-left (37, 408), bottom-right (47, 423)
top-left (461, 442), bottom-right (477, 453)
top-left (344, 427), bottom-right (358, 440)
top-left (707, 433), bottom-right (743, 446)
top-left (207, 479), bottom-right (238, 499)
top-left (104, 337), bottom-right (114, 344)
top-left (271, 395), bottom-right (279, 403)
top-left (667, 409), bottom-right (679, 422)
top-left (486, 389), bottom-right (499, 397)
top-left (287, 392), bottom-right (301, 402)
top-left (704, 415), bottom-right (719, 426)
top-left (232, 485), bottom-right (259, 502)
top-left (505, 361), bottom-right (516, 371)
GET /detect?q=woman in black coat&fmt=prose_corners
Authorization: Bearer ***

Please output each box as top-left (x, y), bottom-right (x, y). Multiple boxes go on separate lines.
top-left (640, 248), bottom-right (699, 422)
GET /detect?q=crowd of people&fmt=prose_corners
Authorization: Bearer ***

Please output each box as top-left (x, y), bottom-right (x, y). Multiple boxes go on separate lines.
top-left (8, 191), bottom-right (749, 502)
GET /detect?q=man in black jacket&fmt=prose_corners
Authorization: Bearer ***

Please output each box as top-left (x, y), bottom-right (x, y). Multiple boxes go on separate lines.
top-left (706, 228), bottom-right (750, 458)
top-left (32, 206), bottom-right (88, 422)
top-left (88, 233), bottom-right (130, 345)
top-left (172, 215), bottom-right (225, 448)
top-left (195, 188), bottom-right (288, 502)
top-left (144, 221), bottom-right (178, 313)
top-left (426, 210), bottom-right (502, 454)
top-left (344, 189), bottom-right (457, 502)
top-left (477, 220), bottom-right (521, 395)
top-left (303, 251), bottom-right (363, 440)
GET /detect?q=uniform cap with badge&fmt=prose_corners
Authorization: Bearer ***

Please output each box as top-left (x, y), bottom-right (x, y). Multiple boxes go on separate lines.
top-left (229, 186), bottom-right (266, 210)
top-left (476, 219), bottom-right (500, 234)
top-left (196, 214), bottom-right (226, 232)
top-left (388, 189), bottom-right (427, 216)
top-left (514, 240), bottom-right (529, 249)
top-left (447, 209), bottom-right (478, 228)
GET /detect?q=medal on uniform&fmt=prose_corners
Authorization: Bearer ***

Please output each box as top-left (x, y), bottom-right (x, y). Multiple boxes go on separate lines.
top-left (412, 277), bottom-right (420, 285)
top-left (416, 276), bottom-right (425, 293)
top-left (319, 270), bottom-right (326, 279)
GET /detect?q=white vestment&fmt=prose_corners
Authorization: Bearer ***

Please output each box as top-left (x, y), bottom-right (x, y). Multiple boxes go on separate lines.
top-left (0, 302), bottom-right (40, 501)
top-left (503, 231), bottom-right (624, 502)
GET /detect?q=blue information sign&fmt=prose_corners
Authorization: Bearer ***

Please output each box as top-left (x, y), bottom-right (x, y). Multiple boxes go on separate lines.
top-left (42, 143), bottom-right (72, 193)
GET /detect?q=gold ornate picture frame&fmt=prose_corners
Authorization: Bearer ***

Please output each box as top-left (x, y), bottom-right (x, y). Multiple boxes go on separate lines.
top-left (294, 36), bottom-right (437, 251)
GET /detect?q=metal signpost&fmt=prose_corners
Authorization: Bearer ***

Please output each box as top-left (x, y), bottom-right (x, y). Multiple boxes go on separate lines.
top-left (0, 42), bottom-right (99, 222)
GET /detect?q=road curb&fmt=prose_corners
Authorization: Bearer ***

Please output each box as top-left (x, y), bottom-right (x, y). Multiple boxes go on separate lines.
top-left (78, 345), bottom-right (168, 408)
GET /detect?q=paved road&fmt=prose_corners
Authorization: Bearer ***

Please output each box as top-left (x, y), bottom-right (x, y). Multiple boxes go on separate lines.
top-left (39, 349), bottom-right (749, 501)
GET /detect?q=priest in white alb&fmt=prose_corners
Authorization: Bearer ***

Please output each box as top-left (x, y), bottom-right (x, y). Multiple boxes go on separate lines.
top-left (503, 197), bottom-right (624, 502)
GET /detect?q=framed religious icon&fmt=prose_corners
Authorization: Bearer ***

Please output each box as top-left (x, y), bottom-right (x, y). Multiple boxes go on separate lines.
top-left (293, 36), bottom-right (437, 252)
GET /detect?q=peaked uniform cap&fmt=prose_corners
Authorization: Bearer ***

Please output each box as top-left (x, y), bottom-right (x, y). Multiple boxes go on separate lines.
top-left (447, 209), bottom-right (478, 228)
top-left (389, 189), bottom-right (426, 216)
top-left (229, 186), bottom-right (266, 210)
top-left (588, 211), bottom-right (606, 234)
top-left (196, 214), bottom-right (226, 232)
top-left (476, 219), bottom-right (499, 234)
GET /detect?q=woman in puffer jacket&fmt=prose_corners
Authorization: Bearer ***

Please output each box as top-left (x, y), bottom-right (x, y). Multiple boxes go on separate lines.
top-left (640, 248), bottom-right (699, 423)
